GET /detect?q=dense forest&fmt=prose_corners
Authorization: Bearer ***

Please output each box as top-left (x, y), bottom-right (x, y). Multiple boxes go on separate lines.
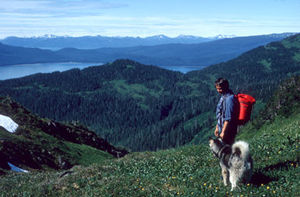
top-left (0, 34), bottom-right (299, 151)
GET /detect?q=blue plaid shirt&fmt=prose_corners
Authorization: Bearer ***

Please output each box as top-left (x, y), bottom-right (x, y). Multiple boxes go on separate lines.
top-left (216, 90), bottom-right (239, 134)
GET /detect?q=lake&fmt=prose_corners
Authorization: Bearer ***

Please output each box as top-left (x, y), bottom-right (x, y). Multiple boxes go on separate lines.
top-left (0, 62), bottom-right (200, 80)
top-left (0, 62), bottom-right (103, 80)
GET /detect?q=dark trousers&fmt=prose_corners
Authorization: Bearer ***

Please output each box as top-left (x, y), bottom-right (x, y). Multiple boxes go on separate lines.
top-left (222, 123), bottom-right (238, 145)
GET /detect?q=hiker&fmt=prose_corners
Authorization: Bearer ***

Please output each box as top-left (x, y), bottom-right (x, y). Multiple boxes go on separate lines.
top-left (214, 78), bottom-right (239, 145)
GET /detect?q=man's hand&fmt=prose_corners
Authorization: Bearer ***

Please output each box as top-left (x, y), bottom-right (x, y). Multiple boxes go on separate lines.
top-left (219, 132), bottom-right (224, 139)
top-left (214, 125), bottom-right (219, 137)
top-left (220, 121), bottom-right (229, 139)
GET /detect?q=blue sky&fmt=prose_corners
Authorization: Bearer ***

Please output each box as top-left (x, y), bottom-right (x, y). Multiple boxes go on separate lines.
top-left (0, 0), bottom-right (299, 38)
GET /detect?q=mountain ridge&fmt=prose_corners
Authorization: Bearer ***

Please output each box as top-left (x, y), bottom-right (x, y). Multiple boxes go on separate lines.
top-left (0, 33), bottom-right (296, 68)
top-left (1, 33), bottom-right (295, 49)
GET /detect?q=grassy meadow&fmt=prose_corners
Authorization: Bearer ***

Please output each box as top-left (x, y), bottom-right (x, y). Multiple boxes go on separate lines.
top-left (0, 111), bottom-right (299, 196)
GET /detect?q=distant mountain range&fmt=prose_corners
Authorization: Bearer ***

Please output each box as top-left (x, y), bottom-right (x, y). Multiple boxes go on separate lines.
top-left (0, 33), bottom-right (297, 68)
top-left (0, 34), bottom-right (228, 50)
top-left (0, 33), bottom-right (295, 50)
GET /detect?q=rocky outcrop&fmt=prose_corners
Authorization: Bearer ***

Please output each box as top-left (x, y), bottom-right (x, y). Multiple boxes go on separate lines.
top-left (0, 97), bottom-right (128, 174)
top-left (42, 120), bottom-right (128, 158)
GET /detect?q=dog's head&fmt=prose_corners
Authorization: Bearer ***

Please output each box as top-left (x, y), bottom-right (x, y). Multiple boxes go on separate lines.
top-left (209, 137), bottom-right (225, 155)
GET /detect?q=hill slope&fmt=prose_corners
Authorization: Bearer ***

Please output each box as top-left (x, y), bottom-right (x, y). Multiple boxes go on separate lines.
top-left (0, 77), bottom-right (299, 196)
top-left (0, 43), bottom-right (67, 66)
top-left (0, 34), bottom-right (299, 151)
top-left (0, 97), bottom-right (127, 174)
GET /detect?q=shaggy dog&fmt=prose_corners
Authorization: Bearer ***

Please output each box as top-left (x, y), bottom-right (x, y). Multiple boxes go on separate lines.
top-left (209, 138), bottom-right (253, 191)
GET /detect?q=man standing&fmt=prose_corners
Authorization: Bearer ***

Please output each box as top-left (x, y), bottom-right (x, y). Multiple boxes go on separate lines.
top-left (214, 78), bottom-right (239, 145)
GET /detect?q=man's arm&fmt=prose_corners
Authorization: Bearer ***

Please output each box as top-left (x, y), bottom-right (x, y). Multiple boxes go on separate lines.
top-left (214, 124), bottom-right (219, 137)
top-left (219, 120), bottom-right (229, 139)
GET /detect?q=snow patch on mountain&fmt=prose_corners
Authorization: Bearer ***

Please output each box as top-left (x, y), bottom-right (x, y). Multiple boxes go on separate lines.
top-left (0, 114), bottom-right (18, 133)
top-left (213, 34), bottom-right (236, 39)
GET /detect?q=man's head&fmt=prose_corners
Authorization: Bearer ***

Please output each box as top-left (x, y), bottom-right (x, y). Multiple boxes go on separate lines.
top-left (215, 78), bottom-right (229, 94)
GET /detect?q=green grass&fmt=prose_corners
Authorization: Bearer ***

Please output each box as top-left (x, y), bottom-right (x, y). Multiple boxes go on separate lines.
top-left (0, 125), bottom-right (113, 170)
top-left (63, 142), bottom-right (113, 166)
top-left (264, 45), bottom-right (278, 50)
top-left (282, 37), bottom-right (300, 49)
top-left (126, 64), bottom-right (135, 69)
top-left (108, 79), bottom-right (162, 110)
top-left (176, 81), bottom-right (202, 97)
top-left (293, 52), bottom-right (300, 62)
top-left (1, 111), bottom-right (298, 196)
top-left (258, 59), bottom-right (272, 71)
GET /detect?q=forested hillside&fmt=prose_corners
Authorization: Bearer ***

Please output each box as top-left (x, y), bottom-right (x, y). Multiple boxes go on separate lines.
top-left (0, 34), bottom-right (299, 151)
top-left (240, 75), bottom-right (300, 133)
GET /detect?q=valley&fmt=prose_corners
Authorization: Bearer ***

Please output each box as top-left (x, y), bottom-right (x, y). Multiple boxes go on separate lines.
top-left (0, 34), bottom-right (299, 151)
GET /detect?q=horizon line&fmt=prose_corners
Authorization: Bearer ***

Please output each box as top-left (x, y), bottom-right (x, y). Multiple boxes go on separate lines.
top-left (0, 32), bottom-right (298, 40)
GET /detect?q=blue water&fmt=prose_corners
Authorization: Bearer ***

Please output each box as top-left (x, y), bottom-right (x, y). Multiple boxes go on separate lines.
top-left (0, 62), bottom-right (103, 80)
top-left (0, 62), bottom-right (200, 80)
top-left (163, 66), bottom-right (200, 73)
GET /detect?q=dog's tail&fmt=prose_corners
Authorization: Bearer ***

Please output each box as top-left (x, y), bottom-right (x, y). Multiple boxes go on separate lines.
top-left (232, 141), bottom-right (250, 160)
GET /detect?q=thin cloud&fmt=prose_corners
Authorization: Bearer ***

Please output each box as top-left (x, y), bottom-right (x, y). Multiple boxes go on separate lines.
top-left (209, 19), bottom-right (250, 25)
top-left (0, 0), bottom-right (127, 16)
top-left (0, 0), bottom-right (49, 10)
top-left (0, 0), bottom-right (298, 38)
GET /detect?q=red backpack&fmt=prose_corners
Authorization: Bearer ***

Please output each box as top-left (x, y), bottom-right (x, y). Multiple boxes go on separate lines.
top-left (235, 94), bottom-right (256, 125)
